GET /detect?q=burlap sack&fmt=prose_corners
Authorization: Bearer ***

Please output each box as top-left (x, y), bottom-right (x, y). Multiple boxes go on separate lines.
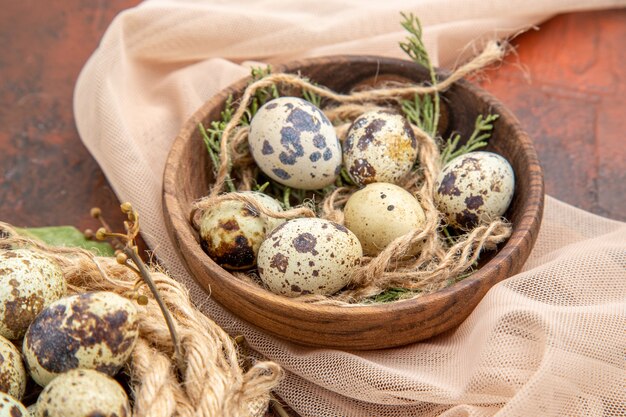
top-left (74, 1), bottom-right (626, 415)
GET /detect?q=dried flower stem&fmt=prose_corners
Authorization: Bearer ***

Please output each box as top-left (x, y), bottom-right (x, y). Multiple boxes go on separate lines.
top-left (270, 396), bottom-right (292, 417)
top-left (123, 245), bottom-right (184, 371)
top-left (90, 204), bottom-right (185, 373)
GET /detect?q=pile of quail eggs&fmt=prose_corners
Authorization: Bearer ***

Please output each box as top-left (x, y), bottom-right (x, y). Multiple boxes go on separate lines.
top-left (200, 96), bottom-right (515, 298)
top-left (0, 248), bottom-right (138, 416)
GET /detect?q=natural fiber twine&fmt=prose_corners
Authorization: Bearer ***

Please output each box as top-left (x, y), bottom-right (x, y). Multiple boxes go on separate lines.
top-left (193, 40), bottom-right (512, 303)
top-left (0, 222), bottom-right (282, 417)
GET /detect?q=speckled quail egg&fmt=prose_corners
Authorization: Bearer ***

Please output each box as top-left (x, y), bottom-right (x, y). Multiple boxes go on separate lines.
top-left (257, 218), bottom-right (362, 297)
top-left (0, 392), bottom-right (27, 417)
top-left (344, 183), bottom-right (426, 256)
top-left (199, 191), bottom-right (285, 270)
top-left (35, 369), bottom-right (130, 417)
top-left (0, 249), bottom-right (66, 340)
top-left (0, 336), bottom-right (26, 400)
top-left (343, 110), bottom-right (418, 186)
top-left (23, 291), bottom-right (139, 387)
top-left (249, 97), bottom-right (342, 189)
top-left (435, 151), bottom-right (515, 229)
top-left (26, 404), bottom-right (36, 417)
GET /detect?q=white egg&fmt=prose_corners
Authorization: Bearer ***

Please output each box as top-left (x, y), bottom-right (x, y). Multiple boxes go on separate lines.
top-left (0, 249), bottom-right (66, 340)
top-left (35, 369), bottom-right (130, 417)
top-left (344, 183), bottom-right (426, 256)
top-left (249, 97), bottom-right (342, 189)
top-left (0, 392), bottom-right (27, 417)
top-left (0, 336), bottom-right (26, 400)
top-left (343, 110), bottom-right (418, 185)
top-left (257, 218), bottom-right (362, 297)
top-left (199, 192), bottom-right (285, 270)
top-left (23, 291), bottom-right (139, 387)
top-left (435, 151), bottom-right (515, 229)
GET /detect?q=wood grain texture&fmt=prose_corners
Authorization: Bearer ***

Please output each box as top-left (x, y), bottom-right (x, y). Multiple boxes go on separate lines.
top-left (480, 9), bottom-right (626, 221)
top-left (163, 55), bottom-right (544, 350)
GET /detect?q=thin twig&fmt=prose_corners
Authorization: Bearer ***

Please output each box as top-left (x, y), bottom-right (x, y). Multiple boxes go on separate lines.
top-left (123, 245), bottom-right (185, 372)
top-left (91, 204), bottom-right (185, 373)
top-left (270, 396), bottom-right (292, 417)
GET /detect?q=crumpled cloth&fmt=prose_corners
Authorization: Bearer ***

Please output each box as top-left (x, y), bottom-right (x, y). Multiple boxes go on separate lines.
top-left (74, 1), bottom-right (626, 415)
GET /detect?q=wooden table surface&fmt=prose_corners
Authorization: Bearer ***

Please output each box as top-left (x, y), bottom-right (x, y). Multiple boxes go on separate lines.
top-left (0, 2), bottom-right (624, 415)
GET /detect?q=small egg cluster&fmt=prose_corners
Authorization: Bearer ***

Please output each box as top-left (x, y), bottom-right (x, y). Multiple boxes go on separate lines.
top-left (200, 97), bottom-right (515, 298)
top-left (0, 249), bottom-right (137, 416)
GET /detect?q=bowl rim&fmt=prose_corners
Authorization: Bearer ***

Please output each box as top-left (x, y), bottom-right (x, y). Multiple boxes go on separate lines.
top-left (163, 54), bottom-right (545, 349)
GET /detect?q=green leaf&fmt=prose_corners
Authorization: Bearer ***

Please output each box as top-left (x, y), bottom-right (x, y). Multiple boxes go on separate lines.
top-left (369, 287), bottom-right (415, 303)
top-left (399, 12), bottom-right (440, 138)
top-left (440, 114), bottom-right (500, 165)
top-left (15, 226), bottom-right (115, 257)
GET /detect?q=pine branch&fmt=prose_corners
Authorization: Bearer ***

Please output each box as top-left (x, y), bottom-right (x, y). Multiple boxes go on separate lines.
top-left (369, 287), bottom-right (418, 303)
top-left (198, 94), bottom-right (236, 192)
top-left (302, 88), bottom-right (322, 107)
top-left (242, 66), bottom-right (280, 126)
top-left (401, 93), bottom-right (436, 138)
top-left (399, 13), bottom-right (440, 137)
top-left (440, 114), bottom-right (499, 165)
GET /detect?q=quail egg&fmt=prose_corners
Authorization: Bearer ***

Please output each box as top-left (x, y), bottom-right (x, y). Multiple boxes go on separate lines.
top-left (199, 191), bottom-right (285, 270)
top-left (23, 291), bottom-right (139, 387)
top-left (257, 218), bottom-right (362, 297)
top-left (343, 110), bottom-right (418, 185)
top-left (0, 249), bottom-right (66, 340)
top-left (344, 183), bottom-right (426, 256)
top-left (248, 97), bottom-right (342, 189)
top-left (0, 336), bottom-right (26, 400)
top-left (0, 392), bottom-right (27, 417)
top-left (35, 369), bottom-right (130, 417)
top-left (435, 151), bottom-right (515, 229)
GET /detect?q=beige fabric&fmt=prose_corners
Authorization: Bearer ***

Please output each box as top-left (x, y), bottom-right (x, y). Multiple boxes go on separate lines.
top-left (74, 1), bottom-right (626, 415)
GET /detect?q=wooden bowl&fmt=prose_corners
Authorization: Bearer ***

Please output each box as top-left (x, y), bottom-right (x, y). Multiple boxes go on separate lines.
top-left (163, 56), bottom-right (544, 350)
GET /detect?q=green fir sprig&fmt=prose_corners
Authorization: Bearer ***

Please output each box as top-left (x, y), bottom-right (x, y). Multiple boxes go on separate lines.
top-left (253, 181), bottom-right (270, 193)
top-left (440, 114), bottom-right (499, 165)
top-left (369, 287), bottom-right (418, 303)
top-left (399, 13), bottom-right (440, 137)
top-left (302, 90), bottom-right (322, 107)
top-left (242, 66), bottom-right (280, 126)
top-left (398, 13), bottom-right (500, 168)
top-left (198, 94), bottom-right (236, 192)
top-left (401, 94), bottom-right (437, 139)
top-left (338, 167), bottom-right (355, 187)
top-left (302, 86), bottom-right (322, 108)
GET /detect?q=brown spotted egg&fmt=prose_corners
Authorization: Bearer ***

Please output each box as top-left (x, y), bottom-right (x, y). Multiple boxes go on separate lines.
top-left (344, 183), bottom-right (426, 256)
top-left (435, 151), bottom-right (515, 229)
top-left (199, 192), bottom-right (285, 270)
top-left (0, 392), bottom-right (27, 417)
top-left (343, 110), bottom-right (418, 186)
top-left (0, 249), bottom-right (66, 340)
top-left (249, 97), bottom-right (342, 189)
top-left (0, 336), bottom-right (26, 400)
top-left (257, 218), bottom-right (362, 297)
top-left (23, 291), bottom-right (139, 387)
top-left (35, 369), bottom-right (130, 417)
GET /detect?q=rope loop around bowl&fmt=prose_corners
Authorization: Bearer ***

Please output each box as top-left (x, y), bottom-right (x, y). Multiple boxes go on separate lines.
top-left (192, 41), bottom-right (513, 304)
